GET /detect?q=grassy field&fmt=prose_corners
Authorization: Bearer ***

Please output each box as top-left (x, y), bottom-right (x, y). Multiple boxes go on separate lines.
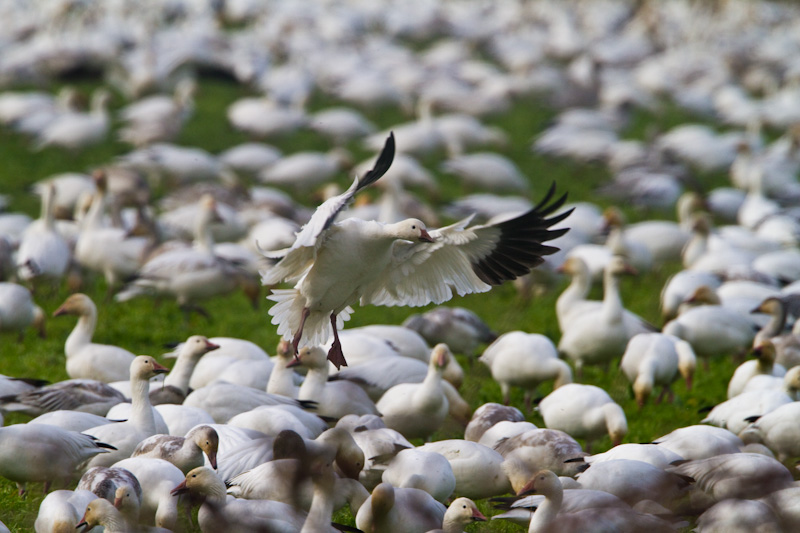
top-left (0, 73), bottom-right (740, 531)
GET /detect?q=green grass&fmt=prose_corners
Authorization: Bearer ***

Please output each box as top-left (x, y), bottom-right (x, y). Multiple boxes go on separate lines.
top-left (0, 74), bottom-right (742, 532)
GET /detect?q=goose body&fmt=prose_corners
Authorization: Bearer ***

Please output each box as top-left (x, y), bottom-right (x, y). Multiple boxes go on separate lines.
top-left (133, 425), bottom-right (219, 473)
top-left (418, 439), bottom-right (512, 499)
top-left (494, 429), bottom-right (587, 492)
top-left (380, 448), bottom-right (456, 503)
top-left (263, 134), bottom-right (570, 368)
top-left (538, 384), bottom-right (627, 450)
top-left (34, 489), bottom-right (96, 533)
top-left (620, 333), bottom-right (696, 406)
top-left (356, 482), bottom-right (447, 533)
top-left (741, 402), bottom-right (800, 461)
top-left (0, 282), bottom-right (45, 339)
top-left (111, 457), bottom-right (184, 530)
top-left (16, 183), bottom-right (71, 285)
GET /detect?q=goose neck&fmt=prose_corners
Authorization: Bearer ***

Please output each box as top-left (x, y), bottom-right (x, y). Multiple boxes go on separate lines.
top-left (65, 307), bottom-right (97, 358)
top-left (759, 305), bottom-right (788, 340)
top-left (129, 372), bottom-right (156, 433)
top-left (601, 270), bottom-right (624, 322)
top-left (528, 482), bottom-right (562, 533)
top-left (163, 352), bottom-right (199, 394)
top-left (298, 366), bottom-right (328, 403)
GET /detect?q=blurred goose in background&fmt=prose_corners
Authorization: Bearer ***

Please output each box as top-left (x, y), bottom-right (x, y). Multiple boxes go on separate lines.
top-left (16, 183), bottom-right (71, 289)
top-left (403, 306), bottom-right (497, 357)
top-left (479, 331), bottom-right (571, 408)
top-left (227, 97), bottom-right (307, 138)
top-left (660, 269), bottom-right (722, 322)
top-left (379, 448), bottom-right (456, 503)
top-left (116, 194), bottom-right (258, 319)
top-left (0, 282), bottom-right (45, 340)
top-left (440, 152), bottom-right (529, 192)
top-left (538, 383), bottom-right (627, 451)
top-left (753, 296), bottom-right (800, 368)
top-left (53, 293), bottom-right (136, 383)
top-left (309, 106), bottom-right (376, 145)
top-left (82, 356), bottom-right (170, 468)
top-left (696, 498), bottom-right (782, 533)
top-left (0, 424), bottom-right (114, 496)
top-left (258, 148), bottom-right (352, 190)
top-left (495, 429), bottom-right (587, 492)
top-left (34, 89), bottom-right (110, 152)
top-left (218, 142), bottom-right (282, 177)
top-left (427, 497), bottom-right (486, 533)
top-left (418, 439), bottom-right (511, 500)
top-left (620, 333), bottom-right (696, 407)
top-left (464, 402), bottom-right (526, 443)
top-left (118, 77), bottom-right (196, 146)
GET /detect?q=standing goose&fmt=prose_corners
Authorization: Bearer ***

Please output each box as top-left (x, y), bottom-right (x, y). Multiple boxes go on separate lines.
top-left (0, 282), bottom-right (45, 340)
top-left (82, 356), bottom-right (170, 468)
top-left (263, 133), bottom-right (571, 367)
top-left (53, 293), bottom-right (136, 383)
top-left (16, 183), bottom-right (71, 289)
top-left (620, 333), bottom-right (696, 407)
top-left (132, 425), bottom-right (219, 474)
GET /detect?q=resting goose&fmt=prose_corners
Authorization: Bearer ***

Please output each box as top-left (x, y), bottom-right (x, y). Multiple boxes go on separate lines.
top-left (182, 380), bottom-right (310, 424)
top-left (727, 340), bottom-right (785, 398)
top-left (652, 425), bottom-right (745, 460)
top-left (82, 356), bottom-right (170, 468)
top-left (696, 498), bottom-right (782, 533)
top-left (379, 448), bottom-right (456, 503)
top-left (263, 133), bottom-right (571, 368)
top-left (149, 335), bottom-right (219, 405)
top-left (76, 497), bottom-right (130, 533)
top-left (290, 345), bottom-right (381, 418)
top-left (34, 89), bottom-right (110, 152)
top-left (34, 489), bottom-right (97, 533)
top-left (133, 425), bottom-right (219, 473)
top-left (620, 333), bottom-right (696, 407)
top-left (356, 482), bottom-right (447, 533)
top-left (0, 282), bottom-right (45, 340)
top-left (426, 497), bottom-right (487, 533)
top-left (418, 439), bottom-right (512, 499)
top-left (0, 379), bottom-right (126, 417)
top-left (53, 293), bottom-right (136, 383)
top-left (480, 331), bottom-right (571, 408)
top-left (171, 466), bottom-right (306, 532)
top-left (0, 424), bottom-right (114, 495)
top-left (740, 402), bottom-right (800, 461)
top-left (515, 469), bottom-right (678, 533)
top-left (495, 429), bottom-right (587, 492)
top-left (402, 306), bottom-right (497, 357)
top-left (376, 344), bottom-right (451, 440)
top-left (464, 403), bottom-right (526, 443)
top-left (537, 383), bottom-right (627, 451)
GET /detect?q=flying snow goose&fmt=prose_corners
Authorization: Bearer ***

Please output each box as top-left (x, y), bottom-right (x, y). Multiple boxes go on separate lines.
top-left (262, 133), bottom-right (571, 368)
top-left (53, 293), bottom-right (136, 383)
top-left (480, 331), bottom-right (571, 408)
top-left (82, 356), bottom-right (170, 468)
top-left (620, 333), bottom-right (696, 407)
top-left (0, 424), bottom-right (114, 495)
top-left (0, 282), bottom-right (45, 340)
top-left (537, 383), bottom-right (627, 452)
top-left (356, 482), bottom-right (447, 533)
top-left (132, 425), bottom-right (219, 473)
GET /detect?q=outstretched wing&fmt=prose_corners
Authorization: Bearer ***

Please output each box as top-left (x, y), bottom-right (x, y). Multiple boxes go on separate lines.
top-left (361, 182), bottom-right (573, 307)
top-left (260, 133), bottom-right (395, 285)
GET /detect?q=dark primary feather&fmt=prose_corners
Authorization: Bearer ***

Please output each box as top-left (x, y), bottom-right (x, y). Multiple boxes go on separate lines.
top-left (472, 182), bottom-right (573, 285)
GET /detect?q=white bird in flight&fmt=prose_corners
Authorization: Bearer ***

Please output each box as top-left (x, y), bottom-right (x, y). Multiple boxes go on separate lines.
top-left (261, 133), bottom-right (572, 368)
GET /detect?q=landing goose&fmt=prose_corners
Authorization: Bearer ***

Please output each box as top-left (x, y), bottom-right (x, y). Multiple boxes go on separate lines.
top-left (53, 293), bottom-right (136, 383)
top-left (82, 357), bottom-right (170, 468)
top-left (480, 331), bottom-right (571, 408)
top-left (426, 497), bottom-right (487, 533)
top-left (0, 424), bottom-right (114, 495)
top-left (620, 333), bottom-right (696, 407)
top-left (355, 482), bottom-right (447, 533)
top-left (263, 133), bottom-right (571, 367)
top-left (0, 282), bottom-right (45, 340)
top-left (132, 425), bottom-right (219, 473)
top-left (537, 383), bottom-right (627, 451)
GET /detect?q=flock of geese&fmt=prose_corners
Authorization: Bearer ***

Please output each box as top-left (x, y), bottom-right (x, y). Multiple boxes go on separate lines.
top-left (3, 0), bottom-right (800, 532)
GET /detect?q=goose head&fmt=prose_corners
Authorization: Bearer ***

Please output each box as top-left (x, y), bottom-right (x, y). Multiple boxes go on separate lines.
top-left (182, 335), bottom-right (220, 359)
top-left (131, 355), bottom-right (170, 381)
top-left (286, 345), bottom-right (326, 369)
top-left (319, 427), bottom-right (365, 480)
top-left (171, 466), bottom-right (223, 498)
top-left (430, 343), bottom-right (452, 372)
top-left (751, 296), bottom-right (782, 316)
top-left (556, 255), bottom-right (590, 277)
top-left (606, 255), bottom-right (637, 277)
top-left (685, 285), bottom-right (721, 306)
top-left (370, 482), bottom-right (396, 518)
top-left (783, 367), bottom-right (800, 399)
top-left (76, 498), bottom-right (120, 532)
top-left (189, 425), bottom-right (219, 470)
top-left (114, 485), bottom-right (140, 521)
top-left (390, 218), bottom-right (434, 242)
top-left (444, 497), bottom-right (487, 528)
top-left (52, 293), bottom-right (95, 317)
top-left (753, 340), bottom-right (777, 366)
top-left (517, 469), bottom-right (560, 497)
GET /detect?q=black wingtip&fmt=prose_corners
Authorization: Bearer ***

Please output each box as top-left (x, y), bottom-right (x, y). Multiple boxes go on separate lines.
top-left (357, 132), bottom-right (395, 191)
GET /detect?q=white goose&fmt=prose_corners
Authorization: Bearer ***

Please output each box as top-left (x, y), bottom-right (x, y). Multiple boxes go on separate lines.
top-left (16, 182), bottom-right (71, 288)
top-left (620, 333), bottom-right (696, 407)
top-left (34, 89), bottom-right (110, 152)
top-left (376, 344), bottom-right (451, 440)
top-left (0, 424), bottom-right (113, 495)
top-left (727, 340), bottom-right (786, 398)
top-left (494, 429), bottom-right (587, 492)
top-left (464, 402), bottom-right (525, 443)
top-left (740, 402), bottom-right (800, 461)
top-left (696, 498), bottom-right (782, 533)
top-left (290, 345), bottom-right (381, 418)
top-left (418, 439), bottom-right (512, 499)
top-left (75, 497), bottom-right (130, 533)
top-left (53, 293), bottom-right (136, 383)
top-left (355, 482), bottom-right (447, 533)
top-left (82, 356), bottom-right (170, 468)
top-left (479, 331), bottom-right (571, 408)
top-left (1, 379), bottom-right (126, 417)
top-left (515, 469), bottom-right (678, 533)
top-left (0, 282), bottom-right (45, 340)
top-left (558, 256), bottom-right (642, 374)
top-left (380, 448), bottom-right (456, 503)
top-left (426, 497), bottom-right (487, 533)
top-left (440, 152), bottom-right (529, 192)
top-left (34, 489), bottom-right (96, 533)
top-left (537, 383), bottom-right (627, 451)
top-left (259, 149), bottom-right (352, 190)
top-left (111, 457), bottom-right (184, 530)
top-left (262, 134), bottom-right (571, 367)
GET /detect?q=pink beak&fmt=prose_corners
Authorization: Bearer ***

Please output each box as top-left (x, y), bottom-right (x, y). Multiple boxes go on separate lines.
top-left (472, 508), bottom-right (487, 521)
top-left (419, 229), bottom-right (434, 243)
top-left (205, 341), bottom-right (220, 352)
top-left (152, 361), bottom-right (170, 374)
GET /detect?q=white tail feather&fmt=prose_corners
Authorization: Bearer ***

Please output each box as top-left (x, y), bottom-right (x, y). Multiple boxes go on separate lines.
top-left (268, 289), bottom-right (356, 347)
